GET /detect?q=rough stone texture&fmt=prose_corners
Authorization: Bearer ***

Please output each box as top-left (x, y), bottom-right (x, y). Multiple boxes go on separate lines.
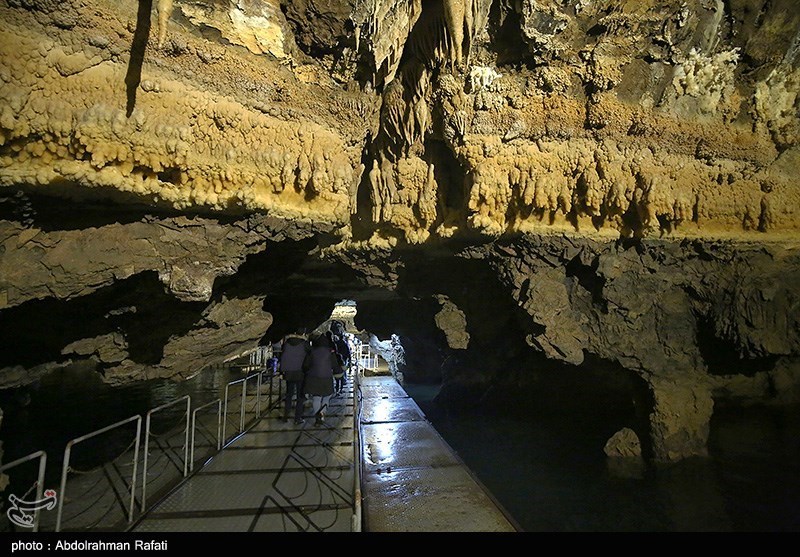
top-left (280, 0), bottom-right (356, 56)
top-left (0, 0), bottom-right (798, 464)
top-left (434, 294), bottom-right (470, 349)
top-left (102, 294), bottom-right (272, 384)
top-left (604, 427), bottom-right (642, 458)
top-left (0, 215), bottom-right (269, 307)
top-left (604, 427), bottom-right (646, 480)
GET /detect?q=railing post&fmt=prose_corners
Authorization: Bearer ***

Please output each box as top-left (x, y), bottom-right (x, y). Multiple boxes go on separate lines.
top-left (223, 383), bottom-right (231, 444)
top-left (142, 413), bottom-right (152, 514)
top-left (190, 409), bottom-right (196, 474)
top-left (56, 414), bottom-right (141, 531)
top-left (0, 451), bottom-right (48, 532)
top-left (55, 443), bottom-right (71, 532)
top-left (216, 399), bottom-right (222, 450)
top-left (129, 417), bottom-right (142, 524)
top-left (240, 378), bottom-right (247, 433)
top-left (33, 452), bottom-right (47, 532)
top-left (141, 395), bottom-right (191, 513)
top-left (183, 396), bottom-right (190, 477)
top-left (256, 371), bottom-right (262, 418)
top-left (190, 399), bottom-right (222, 473)
top-left (352, 362), bottom-right (362, 532)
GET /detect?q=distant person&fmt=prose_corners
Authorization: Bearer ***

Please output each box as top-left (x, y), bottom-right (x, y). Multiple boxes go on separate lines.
top-left (330, 322), bottom-right (352, 390)
top-left (279, 329), bottom-right (311, 424)
top-left (303, 333), bottom-right (337, 425)
top-left (330, 328), bottom-right (351, 394)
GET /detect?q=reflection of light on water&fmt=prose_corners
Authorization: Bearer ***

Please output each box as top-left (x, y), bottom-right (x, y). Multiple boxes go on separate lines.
top-left (150, 379), bottom-right (179, 407)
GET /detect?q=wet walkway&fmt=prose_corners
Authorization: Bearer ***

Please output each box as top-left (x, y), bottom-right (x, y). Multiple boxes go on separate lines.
top-left (129, 367), bottom-right (518, 532)
top-left (359, 374), bottom-right (518, 532)
top-left (131, 380), bottom-right (357, 532)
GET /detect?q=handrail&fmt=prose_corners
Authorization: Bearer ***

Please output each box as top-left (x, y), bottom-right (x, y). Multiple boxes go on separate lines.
top-left (190, 399), bottom-right (222, 473)
top-left (351, 366), bottom-right (363, 532)
top-left (56, 414), bottom-right (142, 532)
top-left (245, 371), bottom-right (262, 420)
top-left (222, 372), bottom-right (261, 445)
top-left (0, 450), bottom-right (48, 532)
top-left (222, 376), bottom-right (246, 444)
top-left (141, 395), bottom-right (191, 513)
top-left (248, 345), bottom-right (271, 368)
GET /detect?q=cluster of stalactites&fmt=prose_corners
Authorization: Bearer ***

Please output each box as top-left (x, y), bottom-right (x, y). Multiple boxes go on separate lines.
top-left (367, 153), bottom-right (438, 244)
top-left (370, 1), bottom-right (491, 202)
top-left (352, 0), bottom-right (490, 85)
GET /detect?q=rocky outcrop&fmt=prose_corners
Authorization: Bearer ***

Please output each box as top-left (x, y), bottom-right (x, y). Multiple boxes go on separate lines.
top-left (466, 233), bottom-right (800, 460)
top-left (434, 294), bottom-right (470, 349)
top-left (604, 427), bottom-right (645, 479)
top-left (101, 294), bottom-right (272, 384)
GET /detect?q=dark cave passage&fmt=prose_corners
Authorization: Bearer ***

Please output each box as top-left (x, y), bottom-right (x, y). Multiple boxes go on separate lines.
top-left (1, 231), bottom-right (799, 533)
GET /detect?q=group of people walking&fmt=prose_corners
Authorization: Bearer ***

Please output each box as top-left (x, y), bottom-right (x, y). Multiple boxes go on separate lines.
top-left (278, 325), bottom-right (351, 426)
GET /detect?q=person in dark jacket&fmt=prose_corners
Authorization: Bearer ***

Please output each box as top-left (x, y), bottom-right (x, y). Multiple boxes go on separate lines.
top-left (330, 326), bottom-right (351, 395)
top-left (279, 329), bottom-right (311, 424)
top-left (303, 333), bottom-right (337, 425)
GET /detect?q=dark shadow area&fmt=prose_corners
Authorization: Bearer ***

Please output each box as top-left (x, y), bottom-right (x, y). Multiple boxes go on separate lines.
top-left (350, 134), bottom-right (379, 242)
top-left (355, 296), bottom-right (445, 384)
top-left (0, 185), bottom-right (245, 233)
top-left (0, 272), bottom-right (206, 368)
top-left (565, 253), bottom-right (608, 311)
top-left (212, 237), bottom-right (399, 342)
top-left (696, 314), bottom-right (778, 377)
top-left (708, 402), bottom-right (800, 532)
top-left (125, 0), bottom-right (153, 117)
top-left (0, 362), bottom-right (232, 495)
top-left (425, 138), bottom-right (467, 215)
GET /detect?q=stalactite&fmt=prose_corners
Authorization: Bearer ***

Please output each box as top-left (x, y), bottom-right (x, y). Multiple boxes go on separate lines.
top-left (156, 0), bottom-right (173, 50)
top-left (442, 0), bottom-right (466, 68)
top-left (369, 159), bottom-right (382, 222)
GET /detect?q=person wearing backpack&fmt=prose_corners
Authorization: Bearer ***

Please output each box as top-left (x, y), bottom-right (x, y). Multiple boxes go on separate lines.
top-left (331, 334), bottom-right (350, 394)
top-left (279, 329), bottom-right (311, 424)
top-left (303, 333), bottom-right (337, 426)
top-left (329, 321), bottom-right (351, 394)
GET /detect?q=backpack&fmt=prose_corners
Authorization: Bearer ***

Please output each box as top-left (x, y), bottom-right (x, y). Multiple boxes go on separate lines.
top-left (280, 340), bottom-right (308, 373)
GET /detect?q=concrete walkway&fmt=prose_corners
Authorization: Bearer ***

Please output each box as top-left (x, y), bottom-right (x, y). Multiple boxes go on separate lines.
top-left (359, 374), bottom-right (518, 532)
top-left (129, 366), bottom-right (518, 532)
top-left (131, 380), bottom-right (358, 532)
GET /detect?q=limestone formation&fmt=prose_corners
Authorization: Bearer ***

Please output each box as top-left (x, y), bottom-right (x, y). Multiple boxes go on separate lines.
top-left (604, 427), bottom-right (645, 479)
top-left (0, 0), bottom-right (798, 465)
top-left (434, 294), bottom-right (470, 350)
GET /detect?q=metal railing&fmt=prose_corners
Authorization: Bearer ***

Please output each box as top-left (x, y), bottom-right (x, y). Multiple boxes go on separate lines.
top-left (7, 348), bottom-right (364, 531)
top-left (4, 359), bottom-right (293, 533)
top-left (190, 399), bottom-right (222, 473)
top-left (141, 395), bottom-right (191, 513)
top-left (351, 364), bottom-right (363, 532)
top-left (55, 415), bottom-right (142, 532)
top-left (0, 450), bottom-right (48, 532)
top-left (248, 345), bottom-right (271, 368)
top-left (246, 372), bottom-right (263, 420)
top-left (359, 346), bottom-right (378, 371)
top-left (221, 371), bottom-right (264, 446)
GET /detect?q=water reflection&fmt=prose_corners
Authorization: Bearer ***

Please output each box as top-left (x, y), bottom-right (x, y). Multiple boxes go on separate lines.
top-left (405, 381), bottom-right (800, 532)
top-left (0, 362), bottom-right (238, 490)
